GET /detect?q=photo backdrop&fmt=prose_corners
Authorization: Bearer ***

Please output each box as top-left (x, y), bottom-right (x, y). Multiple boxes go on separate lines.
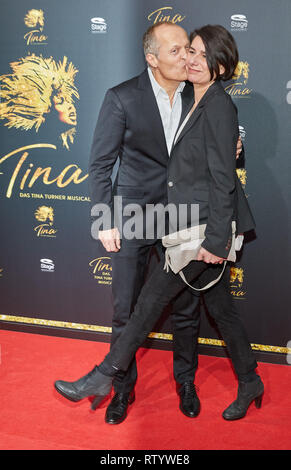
top-left (0, 0), bottom-right (290, 364)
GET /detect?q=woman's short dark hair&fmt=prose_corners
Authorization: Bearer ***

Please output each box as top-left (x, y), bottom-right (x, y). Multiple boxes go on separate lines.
top-left (190, 25), bottom-right (238, 81)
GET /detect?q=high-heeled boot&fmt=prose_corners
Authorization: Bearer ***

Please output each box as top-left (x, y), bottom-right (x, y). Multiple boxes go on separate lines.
top-left (222, 375), bottom-right (264, 420)
top-left (54, 366), bottom-right (113, 410)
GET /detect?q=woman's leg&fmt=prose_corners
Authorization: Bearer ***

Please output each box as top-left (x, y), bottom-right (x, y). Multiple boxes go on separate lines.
top-left (201, 264), bottom-right (257, 377)
top-left (101, 258), bottom-right (209, 373)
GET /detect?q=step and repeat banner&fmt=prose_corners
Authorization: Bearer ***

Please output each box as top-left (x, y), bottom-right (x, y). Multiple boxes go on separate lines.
top-left (0, 0), bottom-right (290, 362)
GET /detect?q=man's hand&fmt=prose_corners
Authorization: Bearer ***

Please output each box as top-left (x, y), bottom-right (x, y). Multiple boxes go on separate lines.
top-left (197, 247), bottom-right (224, 264)
top-left (99, 228), bottom-right (121, 252)
top-left (236, 135), bottom-right (243, 160)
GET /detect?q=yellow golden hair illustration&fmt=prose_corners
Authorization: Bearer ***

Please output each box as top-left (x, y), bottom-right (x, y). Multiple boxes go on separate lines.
top-left (233, 61), bottom-right (249, 85)
top-left (230, 267), bottom-right (244, 286)
top-left (24, 9), bottom-right (45, 30)
top-left (236, 168), bottom-right (247, 188)
top-left (0, 54), bottom-right (79, 148)
top-left (34, 206), bottom-right (54, 224)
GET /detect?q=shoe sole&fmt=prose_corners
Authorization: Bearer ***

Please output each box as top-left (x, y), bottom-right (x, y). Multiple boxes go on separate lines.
top-left (179, 403), bottom-right (200, 418)
top-left (54, 382), bottom-right (82, 402)
top-left (222, 390), bottom-right (264, 420)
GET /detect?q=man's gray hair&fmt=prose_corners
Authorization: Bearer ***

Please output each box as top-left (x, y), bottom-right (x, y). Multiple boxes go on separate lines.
top-left (143, 22), bottom-right (178, 57)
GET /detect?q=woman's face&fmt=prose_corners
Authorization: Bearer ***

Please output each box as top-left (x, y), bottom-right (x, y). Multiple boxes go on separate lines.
top-left (53, 92), bottom-right (77, 126)
top-left (186, 35), bottom-right (213, 86)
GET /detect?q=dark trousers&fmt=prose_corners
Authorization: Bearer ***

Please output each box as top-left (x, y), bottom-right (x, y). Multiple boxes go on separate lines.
top-left (110, 239), bottom-right (201, 393)
top-left (103, 257), bottom-right (257, 380)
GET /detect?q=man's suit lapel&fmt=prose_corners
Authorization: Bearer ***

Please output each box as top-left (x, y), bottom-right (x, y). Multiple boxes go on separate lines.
top-left (137, 70), bottom-right (168, 161)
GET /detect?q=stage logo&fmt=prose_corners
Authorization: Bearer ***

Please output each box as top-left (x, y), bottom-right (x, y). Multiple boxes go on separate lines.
top-left (89, 257), bottom-right (112, 285)
top-left (147, 7), bottom-right (186, 24)
top-left (230, 266), bottom-right (246, 299)
top-left (34, 206), bottom-right (58, 238)
top-left (91, 17), bottom-right (107, 34)
top-left (24, 9), bottom-right (48, 45)
top-left (230, 14), bottom-right (248, 32)
top-left (0, 54), bottom-right (79, 150)
top-left (225, 61), bottom-right (252, 98)
top-left (40, 258), bottom-right (55, 272)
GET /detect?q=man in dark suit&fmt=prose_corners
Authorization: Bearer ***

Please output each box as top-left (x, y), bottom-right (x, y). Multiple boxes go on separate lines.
top-left (88, 22), bottom-right (242, 424)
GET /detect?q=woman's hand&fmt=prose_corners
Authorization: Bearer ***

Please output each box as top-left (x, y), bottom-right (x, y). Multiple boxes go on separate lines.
top-left (197, 247), bottom-right (224, 264)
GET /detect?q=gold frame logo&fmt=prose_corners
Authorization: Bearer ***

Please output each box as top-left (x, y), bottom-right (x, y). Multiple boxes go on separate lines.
top-left (24, 9), bottom-right (48, 45)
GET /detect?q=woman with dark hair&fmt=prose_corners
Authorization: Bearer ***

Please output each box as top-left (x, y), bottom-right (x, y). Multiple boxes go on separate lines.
top-left (55, 25), bottom-right (264, 420)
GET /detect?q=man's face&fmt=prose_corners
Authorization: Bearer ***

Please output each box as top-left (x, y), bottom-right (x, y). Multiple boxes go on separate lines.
top-left (147, 25), bottom-right (189, 83)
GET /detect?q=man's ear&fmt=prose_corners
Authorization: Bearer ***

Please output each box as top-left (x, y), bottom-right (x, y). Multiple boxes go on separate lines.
top-left (146, 53), bottom-right (158, 69)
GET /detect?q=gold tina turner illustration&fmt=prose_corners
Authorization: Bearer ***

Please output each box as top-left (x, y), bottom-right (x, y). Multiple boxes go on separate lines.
top-left (0, 54), bottom-right (79, 149)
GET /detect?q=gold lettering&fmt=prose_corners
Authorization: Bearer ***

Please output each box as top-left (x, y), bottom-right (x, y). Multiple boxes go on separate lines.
top-left (20, 163), bottom-right (34, 189)
top-left (34, 224), bottom-right (57, 237)
top-left (230, 290), bottom-right (246, 298)
top-left (7, 152), bottom-right (29, 197)
top-left (148, 7), bottom-right (185, 24)
top-left (24, 30), bottom-right (48, 45)
top-left (225, 84), bottom-right (252, 96)
top-left (28, 167), bottom-right (58, 187)
top-left (89, 257), bottom-right (112, 275)
top-left (55, 165), bottom-right (88, 188)
top-left (172, 14), bottom-right (185, 24)
top-left (0, 144), bottom-right (88, 198)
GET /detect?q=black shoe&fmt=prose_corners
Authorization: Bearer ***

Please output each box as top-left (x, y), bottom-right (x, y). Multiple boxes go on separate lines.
top-left (177, 381), bottom-right (200, 418)
top-left (54, 366), bottom-right (113, 409)
top-left (105, 390), bottom-right (135, 424)
top-left (222, 375), bottom-right (264, 420)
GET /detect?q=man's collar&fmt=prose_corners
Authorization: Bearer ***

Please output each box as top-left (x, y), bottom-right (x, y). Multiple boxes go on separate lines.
top-left (147, 67), bottom-right (185, 97)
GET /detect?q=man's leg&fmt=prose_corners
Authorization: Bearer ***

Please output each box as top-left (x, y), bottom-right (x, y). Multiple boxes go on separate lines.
top-left (170, 288), bottom-right (202, 417)
top-left (154, 242), bottom-right (201, 385)
top-left (102, 258), bottom-right (209, 374)
top-left (171, 289), bottom-right (201, 385)
top-left (108, 239), bottom-right (154, 423)
top-left (154, 242), bottom-right (202, 417)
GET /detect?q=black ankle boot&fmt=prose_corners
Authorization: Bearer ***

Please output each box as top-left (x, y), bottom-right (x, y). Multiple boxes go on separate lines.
top-left (54, 366), bottom-right (113, 409)
top-left (222, 375), bottom-right (264, 420)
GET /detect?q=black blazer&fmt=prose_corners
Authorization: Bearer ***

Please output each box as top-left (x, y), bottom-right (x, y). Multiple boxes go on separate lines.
top-left (89, 69), bottom-right (193, 231)
top-left (167, 80), bottom-right (255, 258)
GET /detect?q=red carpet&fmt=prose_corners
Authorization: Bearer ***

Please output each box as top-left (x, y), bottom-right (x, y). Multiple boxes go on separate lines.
top-left (0, 329), bottom-right (290, 450)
